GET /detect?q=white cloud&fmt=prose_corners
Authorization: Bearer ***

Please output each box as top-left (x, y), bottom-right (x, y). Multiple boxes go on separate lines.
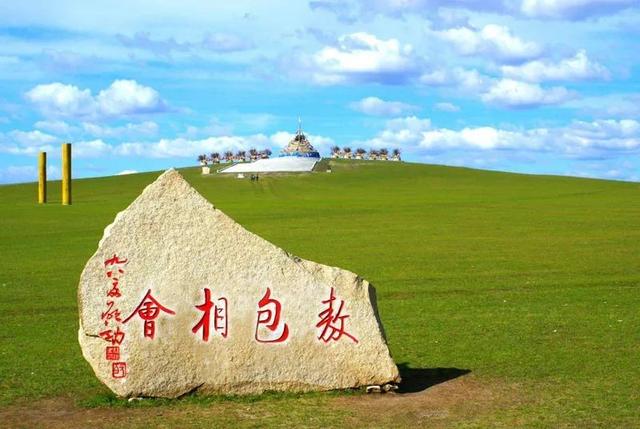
top-left (1, 124), bottom-right (335, 161)
top-left (33, 119), bottom-right (159, 140)
top-left (349, 96), bottom-right (418, 116)
top-left (564, 93), bottom-right (640, 117)
top-left (434, 102), bottom-right (461, 112)
top-left (421, 126), bottom-right (547, 150)
top-left (0, 165), bottom-right (37, 184)
top-left (310, 32), bottom-right (420, 84)
top-left (357, 116), bottom-right (432, 148)
top-left (0, 132), bottom-right (123, 159)
top-left (501, 50), bottom-right (610, 82)
top-left (9, 130), bottom-right (58, 147)
top-left (385, 116), bottom-right (432, 131)
top-left (419, 67), bottom-right (490, 92)
top-left (73, 139), bottom-right (113, 158)
top-left (35, 120), bottom-right (75, 134)
top-left (113, 131), bottom-right (333, 159)
top-left (309, 0), bottom-right (361, 22)
top-left (561, 119), bottom-right (640, 151)
top-left (95, 80), bottom-right (167, 116)
top-left (311, 0), bottom-right (510, 20)
top-left (117, 169), bottom-right (138, 175)
top-left (25, 80), bottom-right (168, 119)
top-left (420, 68), bottom-right (568, 108)
top-left (25, 83), bottom-right (95, 118)
top-left (311, 0), bottom-right (636, 20)
top-left (182, 119), bottom-right (233, 139)
top-left (521, 0), bottom-right (637, 19)
top-left (358, 116), bottom-right (640, 160)
top-left (113, 135), bottom-right (266, 158)
top-left (482, 79), bottom-right (573, 108)
top-left (0, 164), bottom-right (60, 184)
top-left (0, 129), bottom-right (61, 155)
top-left (82, 121), bottom-right (159, 138)
top-left (437, 24), bottom-right (542, 63)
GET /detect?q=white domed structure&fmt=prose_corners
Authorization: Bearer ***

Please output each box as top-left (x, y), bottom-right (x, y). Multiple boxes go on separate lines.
top-left (280, 118), bottom-right (320, 158)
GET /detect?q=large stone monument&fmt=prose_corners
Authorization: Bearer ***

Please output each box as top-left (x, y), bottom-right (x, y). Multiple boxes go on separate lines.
top-left (78, 169), bottom-right (399, 398)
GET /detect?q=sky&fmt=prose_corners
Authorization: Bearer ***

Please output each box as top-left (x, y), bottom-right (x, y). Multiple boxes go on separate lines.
top-left (0, 0), bottom-right (639, 184)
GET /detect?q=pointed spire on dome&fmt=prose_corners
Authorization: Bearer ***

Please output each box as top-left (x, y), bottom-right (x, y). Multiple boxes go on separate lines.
top-left (280, 118), bottom-right (320, 158)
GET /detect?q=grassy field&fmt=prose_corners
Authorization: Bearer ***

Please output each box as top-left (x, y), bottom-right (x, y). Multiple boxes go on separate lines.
top-left (1, 160), bottom-right (639, 428)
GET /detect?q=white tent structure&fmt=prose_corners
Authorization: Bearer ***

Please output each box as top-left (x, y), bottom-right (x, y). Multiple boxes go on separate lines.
top-left (221, 118), bottom-right (320, 174)
top-left (221, 156), bottom-right (318, 173)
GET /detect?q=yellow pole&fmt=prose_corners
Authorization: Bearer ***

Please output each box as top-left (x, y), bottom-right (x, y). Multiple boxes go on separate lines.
top-left (62, 143), bottom-right (71, 205)
top-left (38, 152), bottom-right (47, 204)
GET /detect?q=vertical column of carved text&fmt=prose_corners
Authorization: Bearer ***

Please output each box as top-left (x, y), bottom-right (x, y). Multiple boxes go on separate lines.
top-left (100, 255), bottom-right (129, 379)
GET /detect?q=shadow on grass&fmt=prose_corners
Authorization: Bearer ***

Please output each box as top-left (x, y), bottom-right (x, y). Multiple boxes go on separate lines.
top-left (80, 387), bottom-right (360, 409)
top-left (397, 364), bottom-right (471, 394)
top-left (79, 366), bottom-right (471, 408)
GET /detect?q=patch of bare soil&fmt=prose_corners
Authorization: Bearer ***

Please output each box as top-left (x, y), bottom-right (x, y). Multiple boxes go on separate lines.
top-left (336, 374), bottom-right (525, 428)
top-left (0, 397), bottom-right (141, 429)
top-left (0, 374), bottom-right (526, 428)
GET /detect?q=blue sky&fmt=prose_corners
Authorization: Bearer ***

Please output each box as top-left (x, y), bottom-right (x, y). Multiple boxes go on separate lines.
top-left (0, 0), bottom-right (639, 183)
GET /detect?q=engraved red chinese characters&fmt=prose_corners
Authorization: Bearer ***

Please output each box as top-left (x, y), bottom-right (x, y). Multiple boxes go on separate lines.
top-left (106, 280), bottom-right (122, 298)
top-left (104, 254), bottom-right (128, 278)
top-left (112, 362), bottom-right (127, 379)
top-left (101, 300), bottom-right (122, 326)
top-left (316, 287), bottom-right (358, 343)
top-left (105, 346), bottom-right (120, 361)
top-left (102, 255), bottom-right (128, 379)
top-left (255, 288), bottom-right (289, 343)
top-left (192, 288), bottom-right (228, 341)
top-left (123, 289), bottom-right (175, 339)
top-left (99, 326), bottom-right (125, 345)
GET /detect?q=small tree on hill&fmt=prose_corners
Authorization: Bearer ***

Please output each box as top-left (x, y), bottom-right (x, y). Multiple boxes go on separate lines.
top-left (197, 154), bottom-right (208, 165)
top-left (210, 152), bottom-right (220, 163)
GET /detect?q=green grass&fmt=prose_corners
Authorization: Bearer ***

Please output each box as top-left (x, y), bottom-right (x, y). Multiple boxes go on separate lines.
top-left (1, 160), bottom-right (639, 427)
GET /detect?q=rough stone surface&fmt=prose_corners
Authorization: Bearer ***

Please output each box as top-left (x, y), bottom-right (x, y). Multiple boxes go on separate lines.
top-left (78, 169), bottom-right (399, 398)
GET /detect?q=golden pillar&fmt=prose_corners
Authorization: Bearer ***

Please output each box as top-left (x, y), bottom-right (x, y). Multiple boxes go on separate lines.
top-left (62, 143), bottom-right (71, 205)
top-left (38, 151), bottom-right (47, 204)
